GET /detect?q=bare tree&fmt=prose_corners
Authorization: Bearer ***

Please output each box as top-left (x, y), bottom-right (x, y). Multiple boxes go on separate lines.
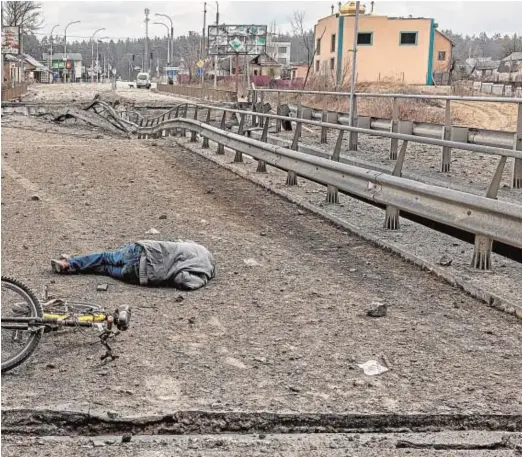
top-left (2, 1), bottom-right (43, 32)
top-left (290, 10), bottom-right (325, 89)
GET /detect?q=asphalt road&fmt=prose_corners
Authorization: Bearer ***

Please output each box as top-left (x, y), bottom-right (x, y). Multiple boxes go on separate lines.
top-left (1, 85), bottom-right (521, 454)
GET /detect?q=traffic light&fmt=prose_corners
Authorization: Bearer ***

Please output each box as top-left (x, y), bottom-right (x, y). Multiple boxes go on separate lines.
top-left (132, 54), bottom-right (135, 61)
top-left (150, 52), bottom-right (153, 59)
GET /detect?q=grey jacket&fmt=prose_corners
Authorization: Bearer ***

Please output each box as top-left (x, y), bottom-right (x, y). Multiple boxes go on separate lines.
top-left (136, 240), bottom-right (216, 290)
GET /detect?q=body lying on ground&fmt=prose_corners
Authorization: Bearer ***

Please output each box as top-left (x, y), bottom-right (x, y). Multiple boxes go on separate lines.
top-left (51, 240), bottom-right (216, 290)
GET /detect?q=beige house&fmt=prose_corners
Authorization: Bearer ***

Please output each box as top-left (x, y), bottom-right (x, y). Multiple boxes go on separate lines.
top-left (313, 2), bottom-right (453, 85)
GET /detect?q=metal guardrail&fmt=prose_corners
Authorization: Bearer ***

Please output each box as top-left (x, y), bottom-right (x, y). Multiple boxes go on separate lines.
top-left (248, 88), bottom-right (522, 103)
top-left (157, 84), bottom-right (237, 103)
top-left (284, 103), bottom-right (516, 150)
top-left (132, 106), bottom-right (522, 271)
top-left (1, 82), bottom-right (29, 102)
top-left (129, 102), bottom-right (522, 197)
top-left (248, 88), bottom-right (522, 189)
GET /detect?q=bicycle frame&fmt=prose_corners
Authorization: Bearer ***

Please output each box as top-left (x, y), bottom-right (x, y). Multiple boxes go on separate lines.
top-left (1, 314), bottom-right (113, 330)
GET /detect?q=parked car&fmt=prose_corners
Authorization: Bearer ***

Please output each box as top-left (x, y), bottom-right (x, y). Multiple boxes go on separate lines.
top-left (136, 72), bottom-right (151, 89)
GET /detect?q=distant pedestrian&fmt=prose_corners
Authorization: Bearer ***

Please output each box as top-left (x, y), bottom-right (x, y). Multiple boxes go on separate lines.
top-left (51, 240), bottom-right (216, 290)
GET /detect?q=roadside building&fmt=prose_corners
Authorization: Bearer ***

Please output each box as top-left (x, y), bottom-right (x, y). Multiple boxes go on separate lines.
top-left (22, 54), bottom-right (51, 83)
top-left (267, 40), bottom-right (292, 66)
top-left (313, 1), bottom-right (453, 86)
top-left (42, 52), bottom-right (83, 83)
top-left (495, 51), bottom-right (522, 84)
top-left (249, 53), bottom-right (282, 78)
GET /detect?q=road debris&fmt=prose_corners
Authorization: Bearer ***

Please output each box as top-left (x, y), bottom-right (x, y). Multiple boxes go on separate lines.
top-left (244, 258), bottom-right (261, 267)
top-left (358, 360), bottom-right (389, 376)
top-left (439, 255), bottom-right (453, 266)
top-left (366, 303), bottom-right (387, 318)
top-left (145, 228), bottom-right (160, 235)
top-left (97, 283), bottom-right (109, 292)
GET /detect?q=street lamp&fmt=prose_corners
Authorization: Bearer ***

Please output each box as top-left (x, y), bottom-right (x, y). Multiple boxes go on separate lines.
top-left (64, 20), bottom-right (80, 83)
top-left (91, 28), bottom-right (105, 83)
top-left (49, 24), bottom-right (60, 83)
top-left (153, 22), bottom-right (170, 65)
top-left (155, 13), bottom-right (174, 65)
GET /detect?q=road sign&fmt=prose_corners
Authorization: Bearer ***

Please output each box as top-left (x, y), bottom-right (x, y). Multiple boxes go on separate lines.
top-left (196, 59), bottom-right (204, 68)
top-left (196, 68), bottom-right (203, 76)
top-left (1, 26), bottom-right (20, 54)
top-left (207, 24), bottom-right (267, 56)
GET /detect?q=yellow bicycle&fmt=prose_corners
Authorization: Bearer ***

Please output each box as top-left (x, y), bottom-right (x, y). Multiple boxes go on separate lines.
top-left (1, 276), bottom-right (131, 373)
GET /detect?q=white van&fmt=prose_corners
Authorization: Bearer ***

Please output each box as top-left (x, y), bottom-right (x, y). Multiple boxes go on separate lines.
top-left (136, 72), bottom-right (151, 89)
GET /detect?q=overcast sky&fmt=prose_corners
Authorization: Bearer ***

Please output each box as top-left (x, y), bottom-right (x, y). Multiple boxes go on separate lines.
top-left (38, 1), bottom-right (522, 41)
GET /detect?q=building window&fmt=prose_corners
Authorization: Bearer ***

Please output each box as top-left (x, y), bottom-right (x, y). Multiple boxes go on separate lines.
top-left (331, 34), bottom-right (336, 52)
top-left (400, 32), bottom-right (418, 45)
top-left (278, 47), bottom-right (287, 54)
top-left (357, 32), bottom-right (373, 45)
top-left (278, 57), bottom-right (287, 64)
top-left (330, 57), bottom-right (335, 70)
top-left (316, 38), bottom-right (321, 55)
top-left (315, 60), bottom-right (320, 72)
top-left (438, 51), bottom-right (446, 61)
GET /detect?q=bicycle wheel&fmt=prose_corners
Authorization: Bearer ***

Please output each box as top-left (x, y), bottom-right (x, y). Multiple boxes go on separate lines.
top-left (1, 277), bottom-right (44, 373)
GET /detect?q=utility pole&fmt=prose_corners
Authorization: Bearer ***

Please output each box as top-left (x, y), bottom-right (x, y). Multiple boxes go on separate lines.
top-left (348, 1), bottom-right (360, 147)
top-left (144, 8), bottom-right (150, 72)
top-left (201, 2), bottom-right (207, 85)
top-left (214, 1), bottom-right (219, 89)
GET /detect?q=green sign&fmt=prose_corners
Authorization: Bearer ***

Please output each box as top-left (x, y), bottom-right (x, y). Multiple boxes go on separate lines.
top-left (52, 60), bottom-right (65, 69)
top-left (229, 38), bottom-right (244, 52)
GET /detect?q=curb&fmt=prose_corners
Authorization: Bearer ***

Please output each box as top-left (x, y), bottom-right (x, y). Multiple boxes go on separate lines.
top-left (172, 137), bottom-right (521, 321)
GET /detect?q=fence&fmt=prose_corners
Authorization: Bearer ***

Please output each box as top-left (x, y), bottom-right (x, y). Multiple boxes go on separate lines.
top-left (472, 81), bottom-right (522, 98)
top-left (1, 82), bottom-right (29, 102)
top-left (157, 84), bottom-right (237, 103)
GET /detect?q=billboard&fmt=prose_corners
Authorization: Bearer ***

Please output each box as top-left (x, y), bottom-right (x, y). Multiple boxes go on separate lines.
top-left (2, 26), bottom-right (20, 54)
top-left (208, 24), bottom-right (267, 56)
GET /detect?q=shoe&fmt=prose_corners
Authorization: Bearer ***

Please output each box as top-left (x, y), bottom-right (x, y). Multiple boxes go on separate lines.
top-left (51, 259), bottom-right (70, 273)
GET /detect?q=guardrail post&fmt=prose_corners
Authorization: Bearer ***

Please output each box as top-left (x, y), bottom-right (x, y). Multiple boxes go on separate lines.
top-left (257, 102), bottom-right (264, 128)
top-left (512, 103), bottom-right (522, 188)
top-left (190, 106), bottom-right (199, 142)
top-left (234, 113), bottom-right (246, 162)
top-left (471, 236), bottom-right (493, 270)
top-left (384, 140), bottom-right (408, 230)
top-left (326, 130), bottom-right (345, 204)
top-left (348, 95), bottom-right (358, 150)
top-left (216, 111), bottom-right (227, 155)
top-left (389, 97), bottom-right (399, 160)
top-left (160, 113), bottom-right (166, 137)
top-left (320, 110), bottom-right (328, 144)
top-left (286, 122), bottom-right (301, 186)
top-left (173, 106), bottom-right (180, 136)
top-left (138, 119), bottom-right (144, 139)
top-left (202, 108), bottom-right (211, 149)
top-left (275, 105), bottom-right (282, 132)
top-left (256, 119), bottom-right (269, 173)
top-left (297, 105), bottom-right (303, 138)
top-left (470, 156), bottom-right (508, 270)
top-left (252, 103), bottom-right (258, 127)
top-left (441, 100), bottom-right (452, 172)
top-left (181, 104), bottom-right (188, 138)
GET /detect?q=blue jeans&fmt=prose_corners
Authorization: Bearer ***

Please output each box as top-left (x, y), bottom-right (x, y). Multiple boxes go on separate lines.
top-left (68, 243), bottom-right (142, 284)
